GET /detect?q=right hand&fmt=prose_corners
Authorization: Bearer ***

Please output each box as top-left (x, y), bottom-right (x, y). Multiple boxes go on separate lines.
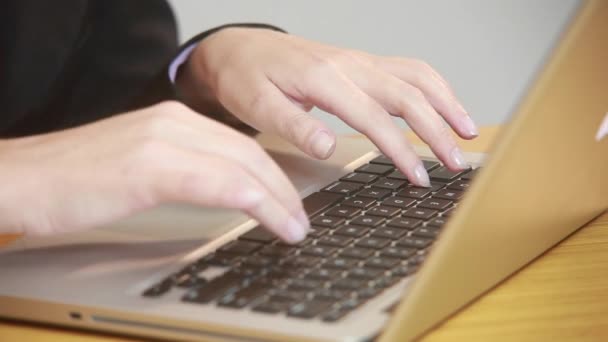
top-left (0, 101), bottom-right (309, 243)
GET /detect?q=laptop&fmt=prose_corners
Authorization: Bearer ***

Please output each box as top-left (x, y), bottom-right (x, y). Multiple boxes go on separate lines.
top-left (1, 1), bottom-right (607, 341)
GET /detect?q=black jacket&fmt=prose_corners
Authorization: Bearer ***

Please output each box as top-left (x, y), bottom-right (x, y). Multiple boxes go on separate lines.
top-left (0, 0), bottom-right (279, 137)
top-left (1, 0), bottom-right (179, 137)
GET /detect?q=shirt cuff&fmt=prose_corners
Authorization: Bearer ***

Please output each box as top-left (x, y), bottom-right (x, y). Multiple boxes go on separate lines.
top-left (168, 43), bottom-right (197, 84)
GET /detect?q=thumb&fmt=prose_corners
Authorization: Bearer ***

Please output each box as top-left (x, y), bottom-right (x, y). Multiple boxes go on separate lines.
top-left (250, 81), bottom-right (337, 160)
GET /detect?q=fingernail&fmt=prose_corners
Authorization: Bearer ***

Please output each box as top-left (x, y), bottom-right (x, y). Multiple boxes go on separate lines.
top-left (450, 147), bottom-right (469, 170)
top-left (413, 163), bottom-right (431, 187)
top-left (296, 210), bottom-right (310, 230)
top-left (285, 216), bottom-right (307, 243)
top-left (461, 115), bottom-right (479, 138)
top-left (311, 131), bottom-right (335, 159)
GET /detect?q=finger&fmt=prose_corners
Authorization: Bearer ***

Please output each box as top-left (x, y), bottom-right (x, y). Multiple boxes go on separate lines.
top-left (141, 102), bottom-right (307, 226)
top-left (214, 72), bottom-right (337, 160)
top-left (274, 63), bottom-right (430, 187)
top-left (138, 143), bottom-right (309, 243)
top-left (344, 64), bottom-right (469, 171)
top-left (374, 57), bottom-right (478, 139)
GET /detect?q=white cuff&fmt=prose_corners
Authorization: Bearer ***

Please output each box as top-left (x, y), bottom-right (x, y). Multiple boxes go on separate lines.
top-left (168, 43), bottom-right (198, 83)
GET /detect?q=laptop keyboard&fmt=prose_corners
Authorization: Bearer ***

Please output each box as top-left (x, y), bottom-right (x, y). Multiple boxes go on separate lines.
top-left (142, 155), bottom-right (477, 322)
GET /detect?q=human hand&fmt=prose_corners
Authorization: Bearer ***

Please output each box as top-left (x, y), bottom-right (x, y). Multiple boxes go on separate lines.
top-left (181, 27), bottom-right (478, 187)
top-left (0, 102), bottom-right (308, 242)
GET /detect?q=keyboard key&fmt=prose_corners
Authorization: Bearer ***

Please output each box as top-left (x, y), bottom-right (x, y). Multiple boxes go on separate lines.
top-left (338, 297), bottom-right (364, 311)
top-left (418, 198), bottom-right (453, 211)
top-left (371, 227), bottom-right (408, 239)
top-left (373, 275), bottom-right (400, 289)
top-left (276, 237), bottom-right (312, 247)
top-left (340, 172), bottom-right (378, 184)
top-left (174, 273), bottom-right (207, 288)
top-left (386, 170), bottom-right (408, 181)
top-left (322, 181), bottom-right (363, 195)
top-left (369, 155), bottom-right (394, 165)
top-left (288, 278), bottom-right (324, 291)
top-left (402, 208), bottom-right (437, 220)
top-left (357, 286), bottom-right (383, 299)
top-left (340, 247), bottom-right (375, 259)
top-left (142, 279), bottom-right (172, 297)
top-left (427, 217), bottom-right (448, 228)
top-left (355, 237), bottom-right (391, 249)
top-left (301, 245), bottom-right (337, 257)
top-left (442, 208), bottom-right (456, 217)
top-left (322, 309), bottom-right (351, 322)
top-left (397, 187), bottom-right (431, 199)
top-left (392, 264), bottom-right (417, 277)
top-left (421, 160), bottom-right (440, 171)
top-left (408, 254), bottom-right (427, 266)
top-left (324, 206), bottom-right (361, 218)
top-left (350, 215), bottom-right (385, 227)
top-left (398, 236), bottom-right (433, 249)
top-left (366, 206), bottom-right (400, 218)
top-left (265, 269), bottom-right (299, 283)
top-left (348, 267), bottom-right (384, 280)
top-left (283, 256), bottom-right (321, 268)
top-left (302, 191), bottom-right (343, 217)
top-left (232, 265), bottom-right (268, 277)
top-left (206, 253), bottom-right (242, 266)
top-left (315, 288), bottom-right (349, 301)
top-left (356, 188), bottom-right (392, 199)
top-left (461, 168), bottom-right (479, 180)
top-left (324, 257), bottom-right (359, 270)
top-left (341, 196), bottom-right (376, 209)
top-left (386, 217), bottom-right (422, 230)
top-left (252, 301), bottom-right (289, 314)
top-left (239, 227), bottom-right (277, 244)
top-left (429, 182), bottom-right (448, 192)
top-left (429, 166), bottom-right (466, 182)
top-left (181, 272), bottom-right (245, 304)
top-left (288, 299), bottom-right (336, 319)
top-left (334, 225), bottom-right (370, 238)
top-left (412, 226), bottom-right (441, 239)
top-left (306, 268), bottom-right (343, 281)
top-left (380, 246), bottom-right (416, 259)
top-left (317, 235), bottom-right (353, 248)
top-left (308, 226), bottom-right (329, 238)
top-left (433, 189), bottom-right (464, 201)
top-left (311, 216), bottom-right (345, 228)
top-left (372, 178), bottom-right (406, 191)
top-left (448, 180), bottom-right (470, 191)
top-left (365, 257), bottom-right (400, 270)
top-left (219, 240), bottom-right (263, 255)
top-left (218, 282), bottom-right (270, 308)
top-left (382, 196), bottom-right (416, 209)
top-left (355, 164), bottom-right (393, 175)
top-left (241, 256), bottom-right (276, 268)
top-left (333, 278), bottom-right (368, 291)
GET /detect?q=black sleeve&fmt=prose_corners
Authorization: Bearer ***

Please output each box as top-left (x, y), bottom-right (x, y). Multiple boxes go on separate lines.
top-left (131, 23), bottom-right (286, 136)
top-left (11, 0), bottom-right (284, 136)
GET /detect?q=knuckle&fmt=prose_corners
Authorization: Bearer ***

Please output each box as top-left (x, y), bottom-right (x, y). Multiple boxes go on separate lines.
top-left (128, 138), bottom-right (170, 167)
top-left (405, 84), bottom-right (426, 101)
top-left (214, 70), bottom-right (236, 103)
top-left (411, 59), bottom-right (434, 73)
top-left (154, 100), bottom-right (188, 115)
top-left (247, 88), bottom-right (271, 116)
top-left (280, 112), bottom-right (311, 143)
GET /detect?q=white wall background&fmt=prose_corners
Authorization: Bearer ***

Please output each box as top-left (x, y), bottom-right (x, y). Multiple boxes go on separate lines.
top-left (168, 0), bottom-right (580, 133)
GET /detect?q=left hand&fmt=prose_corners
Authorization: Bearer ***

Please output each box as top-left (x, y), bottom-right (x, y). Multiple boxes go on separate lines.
top-left (179, 27), bottom-right (478, 187)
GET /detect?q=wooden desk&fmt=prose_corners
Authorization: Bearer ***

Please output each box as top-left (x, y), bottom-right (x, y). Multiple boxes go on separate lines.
top-left (1, 126), bottom-right (607, 341)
